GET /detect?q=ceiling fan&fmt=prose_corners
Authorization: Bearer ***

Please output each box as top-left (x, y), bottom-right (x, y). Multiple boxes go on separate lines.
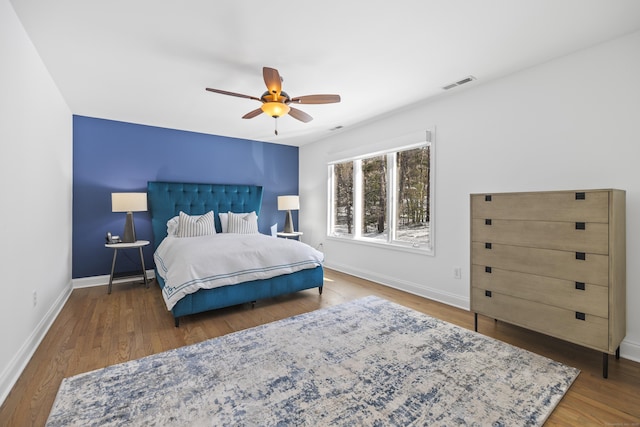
top-left (206, 67), bottom-right (341, 135)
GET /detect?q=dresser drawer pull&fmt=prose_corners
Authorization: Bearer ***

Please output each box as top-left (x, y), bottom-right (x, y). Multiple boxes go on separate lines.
top-left (485, 290), bottom-right (492, 297)
top-left (485, 219), bottom-right (492, 225)
top-left (485, 195), bottom-right (492, 202)
top-left (485, 266), bottom-right (492, 273)
top-left (575, 282), bottom-right (586, 290)
top-left (575, 192), bottom-right (586, 200)
top-left (485, 242), bottom-right (492, 249)
top-left (575, 312), bottom-right (586, 321)
top-left (576, 252), bottom-right (586, 260)
top-left (575, 222), bottom-right (586, 230)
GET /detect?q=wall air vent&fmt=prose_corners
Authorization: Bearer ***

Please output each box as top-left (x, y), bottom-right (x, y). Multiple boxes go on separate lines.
top-left (442, 75), bottom-right (476, 90)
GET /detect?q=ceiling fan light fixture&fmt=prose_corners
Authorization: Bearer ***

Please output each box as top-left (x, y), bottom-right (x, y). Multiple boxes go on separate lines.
top-left (261, 102), bottom-right (290, 118)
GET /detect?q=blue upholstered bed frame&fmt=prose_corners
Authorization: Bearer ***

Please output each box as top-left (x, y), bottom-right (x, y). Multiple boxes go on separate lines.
top-left (147, 181), bottom-right (324, 326)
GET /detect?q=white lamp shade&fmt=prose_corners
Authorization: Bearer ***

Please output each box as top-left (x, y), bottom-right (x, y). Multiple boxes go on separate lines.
top-left (278, 195), bottom-right (299, 211)
top-left (112, 192), bottom-right (148, 212)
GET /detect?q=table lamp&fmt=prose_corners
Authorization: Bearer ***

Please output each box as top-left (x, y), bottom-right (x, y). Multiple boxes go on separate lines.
top-left (111, 192), bottom-right (148, 243)
top-left (277, 195), bottom-right (299, 233)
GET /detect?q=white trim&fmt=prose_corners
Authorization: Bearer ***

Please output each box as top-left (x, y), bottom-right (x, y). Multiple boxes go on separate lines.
top-left (327, 134), bottom-right (435, 255)
top-left (620, 339), bottom-right (640, 363)
top-left (353, 159), bottom-right (363, 235)
top-left (327, 130), bottom-right (430, 163)
top-left (0, 282), bottom-right (73, 406)
top-left (326, 164), bottom-right (334, 236)
top-left (325, 260), bottom-right (468, 310)
top-left (72, 270), bottom-right (156, 289)
top-left (326, 235), bottom-right (432, 255)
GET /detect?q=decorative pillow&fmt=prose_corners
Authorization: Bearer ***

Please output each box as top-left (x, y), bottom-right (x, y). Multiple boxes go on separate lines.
top-left (177, 211), bottom-right (215, 237)
top-left (166, 216), bottom-right (179, 236)
top-left (219, 212), bottom-right (258, 233)
top-left (227, 211), bottom-right (259, 234)
top-left (218, 212), bottom-right (230, 233)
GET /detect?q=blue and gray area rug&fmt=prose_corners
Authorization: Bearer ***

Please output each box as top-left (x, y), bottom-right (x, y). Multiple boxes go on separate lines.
top-left (47, 296), bottom-right (579, 426)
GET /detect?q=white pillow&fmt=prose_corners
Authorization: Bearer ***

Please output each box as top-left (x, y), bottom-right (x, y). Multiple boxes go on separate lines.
top-left (219, 212), bottom-right (258, 233)
top-left (227, 211), bottom-right (259, 234)
top-left (177, 211), bottom-right (216, 237)
top-left (167, 216), bottom-right (179, 236)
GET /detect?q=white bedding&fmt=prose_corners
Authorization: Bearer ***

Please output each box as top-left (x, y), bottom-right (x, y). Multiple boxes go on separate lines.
top-left (154, 233), bottom-right (324, 310)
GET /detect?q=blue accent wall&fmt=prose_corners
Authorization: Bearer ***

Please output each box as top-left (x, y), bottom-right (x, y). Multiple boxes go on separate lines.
top-left (73, 115), bottom-right (299, 279)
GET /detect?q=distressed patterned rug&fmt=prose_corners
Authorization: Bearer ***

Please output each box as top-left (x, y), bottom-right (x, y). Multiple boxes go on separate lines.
top-left (47, 296), bottom-right (579, 426)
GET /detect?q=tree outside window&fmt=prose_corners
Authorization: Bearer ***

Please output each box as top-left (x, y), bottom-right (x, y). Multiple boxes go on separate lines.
top-left (332, 161), bottom-right (353, 236)
top-left (395, 146), bottom-right (430, 244)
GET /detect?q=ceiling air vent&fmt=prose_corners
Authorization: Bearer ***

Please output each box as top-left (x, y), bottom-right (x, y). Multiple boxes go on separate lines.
top-left (442, 75), bottom-right (476, 90)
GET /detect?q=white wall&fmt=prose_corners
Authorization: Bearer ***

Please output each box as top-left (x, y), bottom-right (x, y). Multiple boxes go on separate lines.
top-left (0, 0), bottom-right (73, 404)
top-left (300, 30), bottom-right (640, 361)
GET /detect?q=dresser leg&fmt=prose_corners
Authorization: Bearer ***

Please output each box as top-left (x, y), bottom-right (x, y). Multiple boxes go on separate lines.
top-left (616, 346), bottom-right (620, 360)
top-left (474, 313), bottom-right (478, 332)
top-left (603, 353), bottom-right (609, 379)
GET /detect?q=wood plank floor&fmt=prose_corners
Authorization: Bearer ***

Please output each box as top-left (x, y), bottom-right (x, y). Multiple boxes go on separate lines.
top-left (1, 269), bottom-right (639, 426)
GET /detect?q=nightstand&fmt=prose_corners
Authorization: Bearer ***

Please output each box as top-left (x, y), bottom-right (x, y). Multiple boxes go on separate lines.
top-left (277, 231), bottom-right (303, 240)
top-left (105, 240), bottom-right (150, 294)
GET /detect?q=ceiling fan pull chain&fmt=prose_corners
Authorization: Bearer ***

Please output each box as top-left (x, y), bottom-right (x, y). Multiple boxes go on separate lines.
top-left (274, 117), bottom-right (278, 135)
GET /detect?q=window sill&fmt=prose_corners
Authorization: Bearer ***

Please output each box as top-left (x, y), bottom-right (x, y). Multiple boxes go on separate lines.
top-left (326, 235), bottom-right (434, 256)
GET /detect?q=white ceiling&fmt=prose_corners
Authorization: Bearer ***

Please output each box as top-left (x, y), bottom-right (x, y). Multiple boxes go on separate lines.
top-left (10, 1), bottom-right (640, 146)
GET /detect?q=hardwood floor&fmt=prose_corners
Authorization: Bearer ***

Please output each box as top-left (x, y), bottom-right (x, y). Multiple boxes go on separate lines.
top-left (1, 269), bottom-right (639, 426)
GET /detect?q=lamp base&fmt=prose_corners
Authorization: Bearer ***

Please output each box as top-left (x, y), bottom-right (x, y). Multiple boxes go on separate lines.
top-left (122, 212), bottom-right (137, 243)
top-left (283, 210), bottom-right (295, 233)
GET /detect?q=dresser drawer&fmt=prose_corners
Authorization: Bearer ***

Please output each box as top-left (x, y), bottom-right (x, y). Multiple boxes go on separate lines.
top-left (471, 242), bottom-right (609, 285)
top-left (471, 265), bottom-right (608, 318)
top-left (471, 288), bottom-right (609, 351)
top-left (471, 218), bottom-right (609, 254)
top-left (471, 191), bottom-right (609, 222)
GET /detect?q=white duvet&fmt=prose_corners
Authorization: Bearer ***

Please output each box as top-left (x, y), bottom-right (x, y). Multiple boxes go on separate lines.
top-left (154, 233), bottom-right (324, 311)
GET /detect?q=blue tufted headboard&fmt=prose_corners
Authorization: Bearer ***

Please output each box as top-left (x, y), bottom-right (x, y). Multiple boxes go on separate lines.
top-left (147, 181), bottom-right (264, 249)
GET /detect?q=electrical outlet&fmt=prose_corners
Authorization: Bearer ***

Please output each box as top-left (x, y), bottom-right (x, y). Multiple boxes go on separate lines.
top-left (33, 290), bottom-right (37, 307)
top-left (454, 267), bottom-right (462, 279)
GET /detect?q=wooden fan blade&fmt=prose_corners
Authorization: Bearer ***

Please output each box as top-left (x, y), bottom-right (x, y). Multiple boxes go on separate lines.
top-left (290, 94), bottom-right (341, 104)
top-left (288, 107), bottom-right (313, 123)
top-left (206, 88), bottom-right (261, 102)
top-left (263, 67), bottom-right (282, 98)
top-left (242, 108), bottom-right (263, 119)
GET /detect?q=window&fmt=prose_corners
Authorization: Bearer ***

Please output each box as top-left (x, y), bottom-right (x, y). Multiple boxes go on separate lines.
top-left (332, 161), bottom-right (353, 236)
top-left (328, 132), bottom-right (433, 253)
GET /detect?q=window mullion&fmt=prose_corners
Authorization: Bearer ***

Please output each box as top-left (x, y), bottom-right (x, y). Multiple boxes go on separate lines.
top-left (387, 153), bottom-right (396, 243)
top-left (353, 159), bottom-right (362, 238)
top-left (327, 164), bottom-right (334, 235)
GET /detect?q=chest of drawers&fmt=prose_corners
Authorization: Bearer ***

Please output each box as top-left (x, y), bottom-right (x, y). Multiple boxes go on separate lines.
top-left (470, 189), bottom-right (626, 377)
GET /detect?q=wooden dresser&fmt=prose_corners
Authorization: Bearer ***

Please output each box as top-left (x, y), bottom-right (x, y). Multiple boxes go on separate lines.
top-left (470, 189), bottom-right (626, 378)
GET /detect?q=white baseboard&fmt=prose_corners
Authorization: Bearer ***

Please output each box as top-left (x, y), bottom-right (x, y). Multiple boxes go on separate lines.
top-left (325, 261), bottom-right (469, 310)
top-left (72, 269), bottom-right (155, 289)
top-left (620, 338), bottom-right (640, 363)
top-left (0, 282), bottom-right (72, 406)
top-left (324, 261), bottom-right (640, 363)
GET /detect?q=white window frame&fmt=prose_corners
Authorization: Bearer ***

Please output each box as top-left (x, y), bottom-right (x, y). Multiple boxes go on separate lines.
top-left (327, 130), bottom-right (434, 255)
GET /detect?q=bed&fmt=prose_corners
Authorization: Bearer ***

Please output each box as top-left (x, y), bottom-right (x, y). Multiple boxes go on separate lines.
top-left (147, 181), bottom-right (324, 326)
